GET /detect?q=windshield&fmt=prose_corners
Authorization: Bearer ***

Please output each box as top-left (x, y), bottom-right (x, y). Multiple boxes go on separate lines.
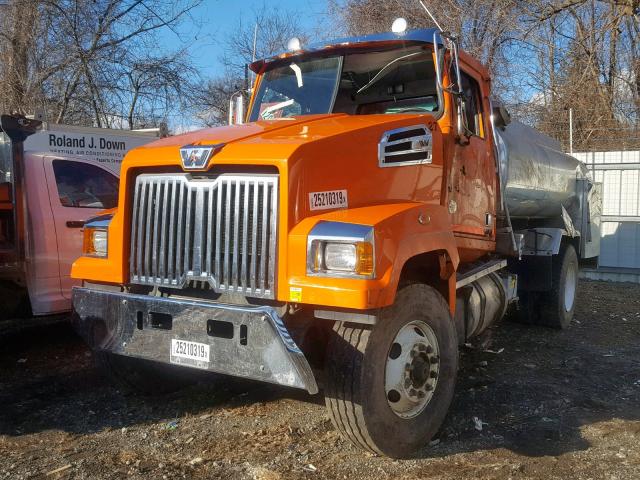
top-left (249, 45), bottom-right (439, 121)
top-left (250, 57), bottom-right (341, 121)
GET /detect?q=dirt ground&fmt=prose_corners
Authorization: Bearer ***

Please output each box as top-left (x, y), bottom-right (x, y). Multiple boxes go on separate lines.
top-left (1, 280), bottom-right (639, 480)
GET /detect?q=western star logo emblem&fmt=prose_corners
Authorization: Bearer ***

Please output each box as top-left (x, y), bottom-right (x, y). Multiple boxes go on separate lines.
top-left (180, 144), bottom-right (223, 170)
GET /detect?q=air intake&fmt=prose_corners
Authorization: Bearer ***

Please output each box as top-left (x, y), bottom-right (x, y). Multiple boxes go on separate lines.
top-left (378, 125), bottom-right (432, 167)
top-left (129, 173), bottom-right (278, 299)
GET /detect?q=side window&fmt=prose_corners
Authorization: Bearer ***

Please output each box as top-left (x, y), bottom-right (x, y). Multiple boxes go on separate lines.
top-left (52, 160), bottom-right (119, 209)
top-left (460, 72), bottom-right (484, 138)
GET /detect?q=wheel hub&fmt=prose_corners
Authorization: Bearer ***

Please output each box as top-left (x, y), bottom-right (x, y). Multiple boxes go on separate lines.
top-left (564, 262), bottom-right (577, 312)
top-left (409, 353), bottom-right (430, 387)
top-left (385, 321), bottom-right (440, 418)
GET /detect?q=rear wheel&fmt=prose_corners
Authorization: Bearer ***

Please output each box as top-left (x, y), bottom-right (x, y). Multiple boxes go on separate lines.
top-left (513, 243), bottom-right (579, 329)
top-left (538, 243), bottom-right (579, 329)
top-left (324, 284), bottom-right (458, 458)
top-left (95, 351), bottom-right (198, 395)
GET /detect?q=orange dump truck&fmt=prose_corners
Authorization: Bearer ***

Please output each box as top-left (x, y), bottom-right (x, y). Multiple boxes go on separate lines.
top-left (71, 28), bottom-right (599, 457)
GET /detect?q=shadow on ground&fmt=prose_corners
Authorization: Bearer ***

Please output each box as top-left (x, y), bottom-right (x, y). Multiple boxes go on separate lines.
top-left (0, 280), bottom-right (639, 462)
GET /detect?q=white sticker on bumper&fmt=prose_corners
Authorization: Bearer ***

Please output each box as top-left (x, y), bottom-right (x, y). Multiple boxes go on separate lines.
top-left (170, 338), bottom-right (210, 369)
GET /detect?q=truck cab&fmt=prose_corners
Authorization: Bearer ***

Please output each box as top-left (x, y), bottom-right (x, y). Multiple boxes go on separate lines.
top-left (0, 115), bottom-right (158, 317)
top-left (70, 27), bottom-right (598, 458)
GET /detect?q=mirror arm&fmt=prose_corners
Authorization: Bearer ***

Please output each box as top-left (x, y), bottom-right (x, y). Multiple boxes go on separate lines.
top-left (434, 31), bottom-right (466, 140)
top-left (432, 31), bottom-right (463, 96)
top-left (228, 90), bottom-right (246, 126)
top-left (228, 97), bottom-right (235, 125)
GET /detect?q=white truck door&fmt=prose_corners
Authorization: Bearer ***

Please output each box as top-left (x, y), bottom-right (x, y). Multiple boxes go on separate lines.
top-left (43, 157), bottom-right (119, 300)
top-left (23, 153), bottom-right (67, 315)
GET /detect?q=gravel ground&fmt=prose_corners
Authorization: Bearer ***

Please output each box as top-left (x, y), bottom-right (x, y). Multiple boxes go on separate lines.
top-left (1, 280), bottom-right (639, 480)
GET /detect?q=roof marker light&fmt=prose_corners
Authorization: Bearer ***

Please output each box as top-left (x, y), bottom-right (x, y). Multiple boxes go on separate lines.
top-left (287, 37), bottom-right (302, 52)
top-left (391, 17), bottom-right (408, 34)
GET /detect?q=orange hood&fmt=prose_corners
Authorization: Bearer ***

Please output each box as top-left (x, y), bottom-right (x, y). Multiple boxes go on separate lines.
top-left (125, 113), bottom-right (443, 227)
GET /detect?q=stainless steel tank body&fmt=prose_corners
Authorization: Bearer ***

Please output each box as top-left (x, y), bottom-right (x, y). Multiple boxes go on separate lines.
top-left (494, 120), bottom-right (589, 219)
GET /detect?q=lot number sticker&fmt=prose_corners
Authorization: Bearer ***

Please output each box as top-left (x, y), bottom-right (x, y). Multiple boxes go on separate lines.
top-left (170, 339), bottom-right (210, 370)
top-left (309, 190), bottom-right (348, 211)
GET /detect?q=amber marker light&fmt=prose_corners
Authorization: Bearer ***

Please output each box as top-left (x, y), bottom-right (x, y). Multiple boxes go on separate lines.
top-left (81, 214), bottom-right (112, 258)
top-left (355, 241), bottom-right (375, 276)
top-left (83, 227), bottom-right (108, 258)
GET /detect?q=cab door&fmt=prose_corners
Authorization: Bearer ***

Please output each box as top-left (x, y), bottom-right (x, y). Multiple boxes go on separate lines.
top-left (448, 69), bottom-right (496, 251)
top-left (43, 157), bottom-right (119, 300)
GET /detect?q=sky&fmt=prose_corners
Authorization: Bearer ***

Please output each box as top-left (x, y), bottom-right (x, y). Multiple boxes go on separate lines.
top-left (157, 0), bottom-right (331, 80)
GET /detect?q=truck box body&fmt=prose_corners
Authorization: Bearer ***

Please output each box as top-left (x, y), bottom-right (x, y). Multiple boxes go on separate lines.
top-left (25, 121), bottom-right (161, 175)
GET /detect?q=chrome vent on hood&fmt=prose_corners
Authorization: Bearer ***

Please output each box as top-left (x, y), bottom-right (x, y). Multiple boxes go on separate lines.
top-left (378, 125), bottom-right (433, 167)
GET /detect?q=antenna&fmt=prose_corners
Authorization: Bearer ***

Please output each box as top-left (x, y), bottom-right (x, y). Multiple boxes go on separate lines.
top-left (418, 0), bottom-right (444, 32)
top-left (251, 23), bottom-right (258, 88)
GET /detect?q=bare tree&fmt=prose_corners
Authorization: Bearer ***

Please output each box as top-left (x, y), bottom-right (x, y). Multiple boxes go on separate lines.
top-left (332, 0), bottom-right (640, 150)
top-left (195, 74), bottom-right (245, 127)
top-left (195, 5), bottom-right (308, 126)
top-left (329, 0), bottom-right (519, 71)
top-left (0, 0), bottom-right (202, 129)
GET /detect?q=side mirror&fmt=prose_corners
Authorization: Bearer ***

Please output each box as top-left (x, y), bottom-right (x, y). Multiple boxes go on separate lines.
top-left (433, 31), bottom-right (462, 96)
top-left (433, 31), bottom-right (464, 138)
top-left (228, 92), bottom-right (245, 125)
top-left (492, 105), bottom-right (511, 129)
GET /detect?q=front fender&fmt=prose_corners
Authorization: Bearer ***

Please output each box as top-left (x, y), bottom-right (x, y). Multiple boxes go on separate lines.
top-left (286, 203), bottom-right (458, 309)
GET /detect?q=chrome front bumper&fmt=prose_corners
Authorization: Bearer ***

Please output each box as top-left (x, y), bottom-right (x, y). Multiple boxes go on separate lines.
top-left (72, 287), bottom-right (318, 394)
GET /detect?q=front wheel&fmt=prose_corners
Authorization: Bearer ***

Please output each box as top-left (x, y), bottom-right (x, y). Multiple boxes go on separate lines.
top-left (324, 284), bottom-right (458, 458)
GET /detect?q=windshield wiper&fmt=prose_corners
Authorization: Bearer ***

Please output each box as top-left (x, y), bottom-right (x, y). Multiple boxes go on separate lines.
top-left (260, 99), bottom-right (295, 119)
top-left (355, 51), bottom-right (423, 96)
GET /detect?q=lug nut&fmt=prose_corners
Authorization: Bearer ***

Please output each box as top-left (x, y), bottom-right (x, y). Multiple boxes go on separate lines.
top-left (425, 384), bottom-right (433, 391)
top-left (409, 388), bottom-right (417, 397)
top-left (430, 371), bottom-right (438, 379)
top-left (426, 345), bottom-right (433, 354)
top-left (418, 344), bottom-right (427, 352)
top-left (430, 355), bottom-right (439, 364)
top-left (418, 391), bottom-right (426, 398)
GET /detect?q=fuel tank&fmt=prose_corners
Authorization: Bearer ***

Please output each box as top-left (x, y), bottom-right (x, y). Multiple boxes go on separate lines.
top-left (494, 121), bottom-right (588, 219)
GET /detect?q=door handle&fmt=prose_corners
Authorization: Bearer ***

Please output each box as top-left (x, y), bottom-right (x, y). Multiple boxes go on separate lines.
top-left (66, 220), bottom-right (85, 228)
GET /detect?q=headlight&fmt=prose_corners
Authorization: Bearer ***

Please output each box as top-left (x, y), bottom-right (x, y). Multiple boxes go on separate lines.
top-left (82, 214), bottom-right (112, 258)
top-left (325, 243), bottom-right (357, 271)
top-left (307, 222), bottom-right (375, 278)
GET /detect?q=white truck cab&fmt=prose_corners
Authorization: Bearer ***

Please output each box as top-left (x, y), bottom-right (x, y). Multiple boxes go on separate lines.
top-left (0, 114), bottom-right (162, 318)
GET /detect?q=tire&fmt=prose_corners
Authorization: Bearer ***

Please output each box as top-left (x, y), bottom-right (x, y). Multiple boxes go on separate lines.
top-left (324, 284), bottom-right (458, 458)
top-left (0, 282), bottom-right (31, 321)
top-left (510, 244), bottom-right (579, 329)
top-left (510, 290), bottom-right (539, 325)
top-left (95, 351), bottom-right (198, 395)
top-left (537, 243), bottom-right (579, 329)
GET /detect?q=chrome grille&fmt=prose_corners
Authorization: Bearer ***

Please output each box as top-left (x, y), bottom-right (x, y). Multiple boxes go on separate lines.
top-left (129, 173), bottom-right (278, 298)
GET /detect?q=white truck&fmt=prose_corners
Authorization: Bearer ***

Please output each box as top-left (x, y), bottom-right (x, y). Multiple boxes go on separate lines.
top-left (0, 114), bottom-right (163, 318)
